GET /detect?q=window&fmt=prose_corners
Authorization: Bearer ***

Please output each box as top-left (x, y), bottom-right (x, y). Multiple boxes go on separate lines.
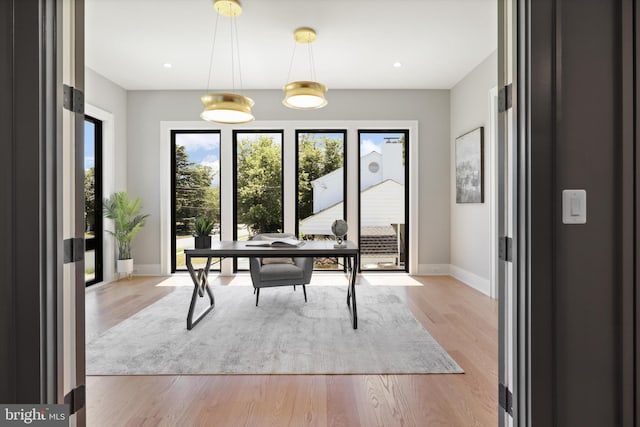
top-left (84, 115), bottom-right (103, 285)
top-left (233, 130), bottom-right (284, 270)
top-left (161, 120), bottom-right (417, 275)
top-left (358, 130), bottom-right (409, 271)
top-left (296, 130), bottom-right (346, 270)
top-left (171, 130), bottom-right (221, 272)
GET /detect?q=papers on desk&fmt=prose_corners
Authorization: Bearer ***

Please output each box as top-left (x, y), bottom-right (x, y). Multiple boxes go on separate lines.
top-left (245, 238), bottom-right (305, 248)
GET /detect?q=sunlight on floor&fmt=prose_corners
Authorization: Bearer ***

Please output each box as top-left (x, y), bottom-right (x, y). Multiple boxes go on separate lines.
top-left (155, 272), bottom-right (424, 287)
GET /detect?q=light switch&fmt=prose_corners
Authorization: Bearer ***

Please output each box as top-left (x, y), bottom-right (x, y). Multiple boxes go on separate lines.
top-left (570, 197), bottom-right (581, 216)
top-left (562, 189), bottom-right (587, 224)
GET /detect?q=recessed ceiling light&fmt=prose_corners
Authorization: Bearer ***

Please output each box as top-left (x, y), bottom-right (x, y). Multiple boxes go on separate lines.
top-left (163, 63), bottom-right (172, 69)
top-left (393, 62), bottom-right (402, 68)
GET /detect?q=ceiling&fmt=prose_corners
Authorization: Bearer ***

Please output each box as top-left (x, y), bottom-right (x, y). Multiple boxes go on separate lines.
top-left (85, 0), bottom-right (497, 91)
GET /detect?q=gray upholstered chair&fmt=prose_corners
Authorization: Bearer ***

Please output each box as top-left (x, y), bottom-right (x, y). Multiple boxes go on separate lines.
top-left (249, 233), bottom-right (314, 306)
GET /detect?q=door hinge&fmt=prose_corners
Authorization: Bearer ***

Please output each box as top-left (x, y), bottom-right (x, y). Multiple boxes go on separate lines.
top-left (63, 84), bottom-right (84, 114)
top-left (63, 238), bottom-right (85, 264)
top-left (499, 383), bottom-right (513, 416)
top-left (499, 236), bottom-right (513, 262)
top-left (64, 384), bottom-right (85, 415)
top-left (498, 84), bottom-right (512, 113)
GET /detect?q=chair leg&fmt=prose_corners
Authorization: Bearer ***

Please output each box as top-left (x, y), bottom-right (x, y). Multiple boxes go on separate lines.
top-left (254, 287), bottom-right (256, 294)
top-left (293, 285), bottom-right (296, 291)
top-left (255, 288), bottom-right (260, 306)
top-left (302, 285), bottom-right (307, 303)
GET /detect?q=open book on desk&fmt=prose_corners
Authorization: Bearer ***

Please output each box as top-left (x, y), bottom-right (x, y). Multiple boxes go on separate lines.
top-left (245, 238), bottom-right (305, 248)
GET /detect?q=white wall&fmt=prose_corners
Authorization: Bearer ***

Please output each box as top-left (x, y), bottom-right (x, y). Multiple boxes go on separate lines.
top-left (85, 67), bottom-right (129, 282)
top-left (381, 142), bottom-right (404, 185)
top-left (449, 51), bottom-right (497, 295)
top-left (85, 67), bottom-right (128, 191)
top-left (126, 89), bottom-right (450, 272)
top-left (360, 151), bottom-right (383, 191)
top-left (313, 168), bottom-right (344, 213)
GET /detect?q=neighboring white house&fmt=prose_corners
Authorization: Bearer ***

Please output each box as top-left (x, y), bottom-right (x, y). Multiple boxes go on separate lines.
top-left (309, 140), bottom-right (405, 215)
top-left (311, 167), bottom-right (344, 214)
top-left (300, 179), bottom-right (405, 235)
top-left (301, 140), bottom-right (406, 269)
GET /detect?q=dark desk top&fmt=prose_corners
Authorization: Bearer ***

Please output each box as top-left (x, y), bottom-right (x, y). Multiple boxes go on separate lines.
top-left (185, 240), bottom-right (359, 258)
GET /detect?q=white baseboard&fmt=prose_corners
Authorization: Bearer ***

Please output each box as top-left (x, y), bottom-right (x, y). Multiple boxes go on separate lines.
top-left (133, 263), bottom-right (163, 276)
top-left (449, 265), bottom-right (491, 296)
top-left (102, 273), bottom-right (118, 284)
top-left (416, 264), bottom-right (450, 275)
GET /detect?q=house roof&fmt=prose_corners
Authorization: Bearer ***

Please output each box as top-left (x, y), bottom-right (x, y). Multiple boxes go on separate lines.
top-left (360, 226), bottom-right (399, 256)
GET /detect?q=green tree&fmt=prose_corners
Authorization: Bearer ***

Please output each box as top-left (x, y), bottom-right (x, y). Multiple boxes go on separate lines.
top-left (236, 136), bottom-right (283, 234)
top-left (297, 135), bottom-right (344, 221)
top-left (84, 167), bottom-right (95, 233)
top-left (175, 145), bottom-right (217, 234)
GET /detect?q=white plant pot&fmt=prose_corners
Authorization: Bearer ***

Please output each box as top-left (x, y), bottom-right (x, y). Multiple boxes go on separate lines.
top-left (117, 259), bottom-right (134, 278)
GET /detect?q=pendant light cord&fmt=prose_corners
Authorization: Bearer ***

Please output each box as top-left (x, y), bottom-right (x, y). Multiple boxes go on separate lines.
top-left (286, 39), bottom-right (298, 84)
top-left (309, 42), bottom-right (316, 82)
top-left (206, 12), bottom-right (220, 92)
top-left (233, 15), bottom-right (244, 89)
top-left (287, 32), bottom-right (318, 83)
top-left (230, 11), bottom-right (236, 90)
top-left (206, 3), bottom-right (244, 92)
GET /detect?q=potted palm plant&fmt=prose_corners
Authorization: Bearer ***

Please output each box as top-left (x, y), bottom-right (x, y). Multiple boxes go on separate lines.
top-left (103, 192), bottom-right (150, 278)
top-left (193, 216), bottom-right (214, 249)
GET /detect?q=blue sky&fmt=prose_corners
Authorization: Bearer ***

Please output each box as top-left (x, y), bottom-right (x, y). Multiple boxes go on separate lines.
top-left (176, 132), bottom-right (221, 187)
top-left (85, 128), bottom-right (403, 173)
top-left (84, 120), bottom-right (95, 170)
top-left (360, 132), bottom-right (404, 155)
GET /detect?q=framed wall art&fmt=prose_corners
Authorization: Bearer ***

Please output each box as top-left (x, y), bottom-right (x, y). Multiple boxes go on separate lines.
top-left (455, 127), bottom-right (484, 203)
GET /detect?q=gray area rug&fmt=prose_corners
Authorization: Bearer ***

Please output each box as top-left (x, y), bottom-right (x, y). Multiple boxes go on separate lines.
top-left (86, 286), bottom-right (463, 375)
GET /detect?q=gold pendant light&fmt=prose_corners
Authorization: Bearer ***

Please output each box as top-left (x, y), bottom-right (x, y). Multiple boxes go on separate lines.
top-left (201, 0), bottom-right (254, 124)
top-left (283, 27), bottom-right (328, 110)
top-left (213, 0), bottom-right (242, 17)
top-left (200, 93), bottom-right (254, 124)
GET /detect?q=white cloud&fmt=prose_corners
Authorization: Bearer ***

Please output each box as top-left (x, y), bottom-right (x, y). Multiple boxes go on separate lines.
top-left (176, 133), bottom-right (220, 151)
top-left (201, 156), bottom-right (220, 173)
top-left (360, 139), bottom-right (381, 155)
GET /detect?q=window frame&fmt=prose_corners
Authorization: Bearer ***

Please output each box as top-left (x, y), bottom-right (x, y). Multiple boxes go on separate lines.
top-left (294, 129), bottom-right (348, 236)
top-left (84, 114), bottom-right (103, 286)
top-left (357, 129), bottom-right (410, 273)
top-left (232, 129), bottom-right (285, 272)
top-left (171, 129), bottom-right (222, 273)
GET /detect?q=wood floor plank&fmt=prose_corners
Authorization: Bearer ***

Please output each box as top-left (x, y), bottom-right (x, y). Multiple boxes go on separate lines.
top-left (86, 274), bottom-right (498, 426)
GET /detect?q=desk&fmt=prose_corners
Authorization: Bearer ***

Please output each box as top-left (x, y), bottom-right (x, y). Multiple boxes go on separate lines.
top-left (184, 240), bottom-right (360, 330)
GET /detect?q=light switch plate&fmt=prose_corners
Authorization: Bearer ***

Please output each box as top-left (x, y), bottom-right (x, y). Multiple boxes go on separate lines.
top-left (562, 189), bottom-right (587, 224)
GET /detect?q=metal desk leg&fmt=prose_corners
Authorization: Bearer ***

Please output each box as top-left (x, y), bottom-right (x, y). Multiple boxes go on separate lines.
top-left (349, 254), bottom-right (358, 329)
top-left (346, 256), bottom-right (352, 306)
top-left (186, 255), bottom-right (215, 330)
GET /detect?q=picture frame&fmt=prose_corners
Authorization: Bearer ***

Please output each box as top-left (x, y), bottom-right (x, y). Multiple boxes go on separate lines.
top-left (455, 127), bottom-right (484, 203)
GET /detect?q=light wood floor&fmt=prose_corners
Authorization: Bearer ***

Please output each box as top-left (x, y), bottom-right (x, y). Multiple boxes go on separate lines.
top-left (85, 274), bottom-right (498, 427)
